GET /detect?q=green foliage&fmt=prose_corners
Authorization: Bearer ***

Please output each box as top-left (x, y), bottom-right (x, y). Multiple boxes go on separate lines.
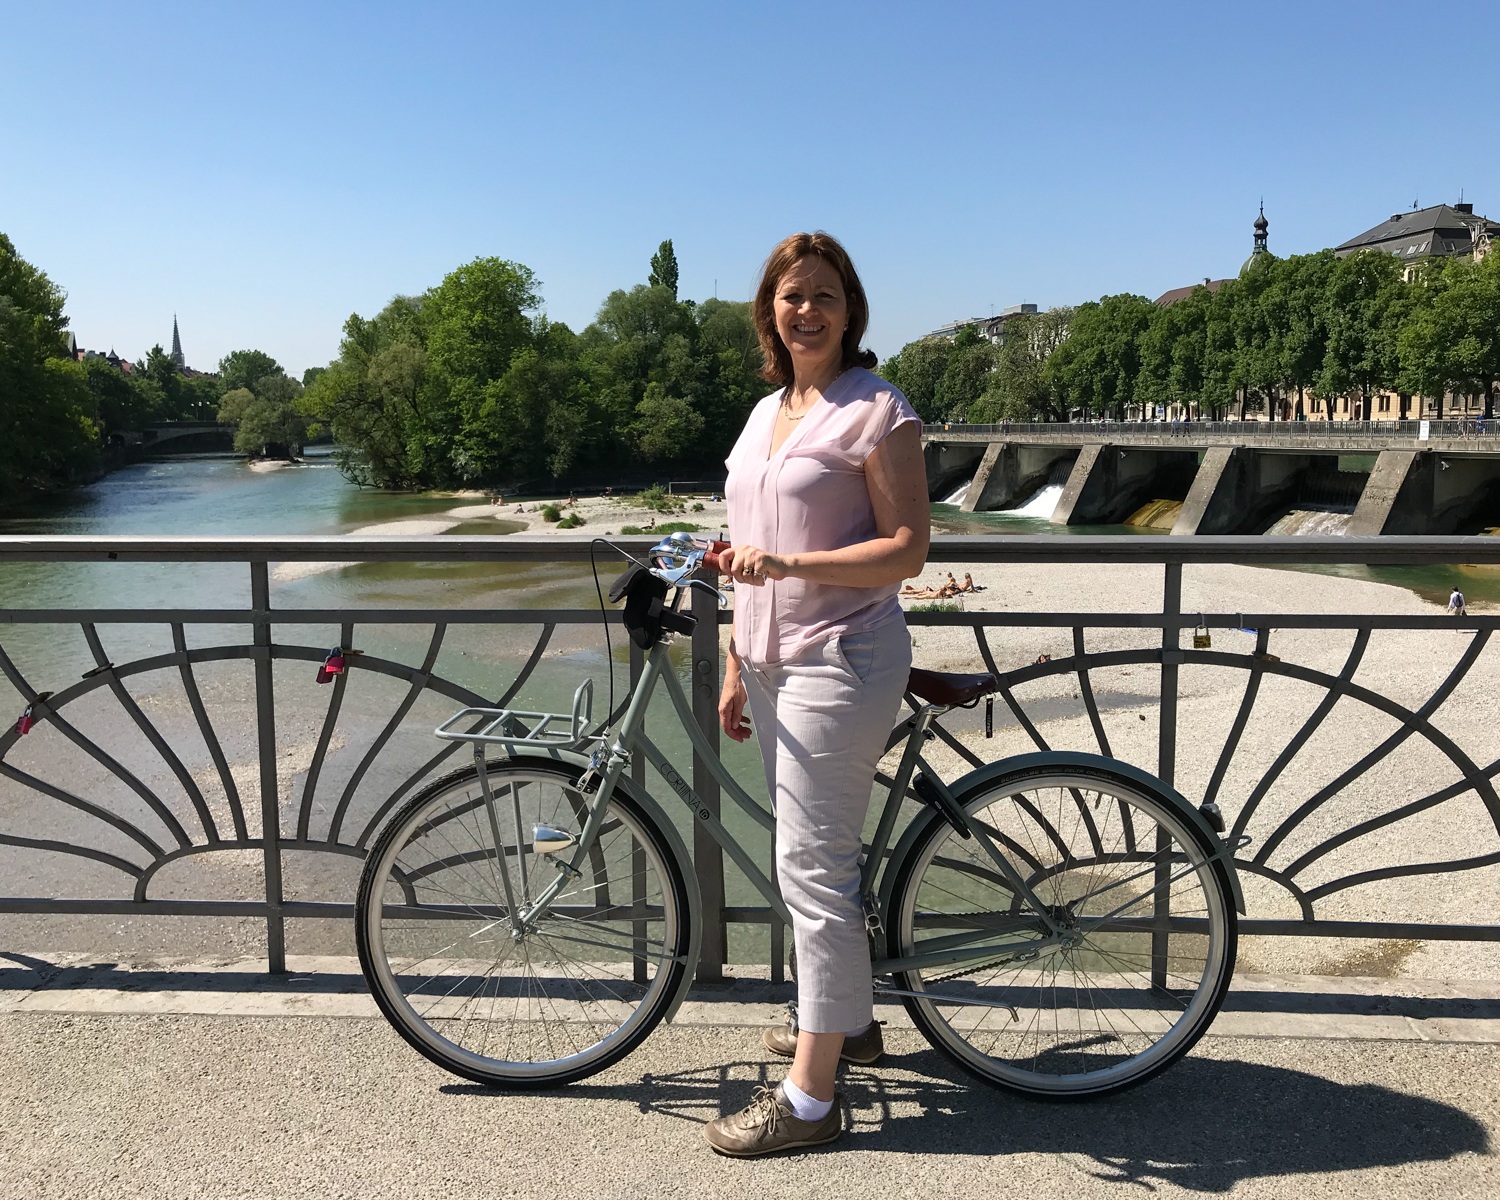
top-left (971, 308), bottom-right (1073, 422)
top-left (213, 355), bottom-right (307, 457)
top-left (300, 243), bottom-right (763, 490)
top-left (881, 248), bottom-right (1475, 424)
top-left (218, 349), bottom-right (283, 393)
top-left (556, 512), bottom-right (585, 529)
top-left (909, 601), bottom-right (962, 612)
top-left (691, 501), bottom-right (704, 511)
top-left (882, 337), bottom-right (953, 423)
top-left (635, 484), bottom-right (674, 512)
top-left (0, 233), bottom-right (99, 497)
top-left (540, 503), bottom-right (562, 522)
top-left (648, 240), bottom-right (679, 299)
top-left (1044, 294), bottom-right (1156, 419)
top-left (1398, 254), bottom-right (1500, 418)
top-left (618, 521), bottom-right (703, 535)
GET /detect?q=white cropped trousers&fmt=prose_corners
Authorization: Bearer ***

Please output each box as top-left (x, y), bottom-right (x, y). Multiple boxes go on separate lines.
top-left (741, 619), bottom-right (912, 1033)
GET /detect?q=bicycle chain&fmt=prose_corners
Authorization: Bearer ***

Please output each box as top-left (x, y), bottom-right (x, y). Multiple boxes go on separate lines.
top-left (925, 946), bottom-right (1041, 985)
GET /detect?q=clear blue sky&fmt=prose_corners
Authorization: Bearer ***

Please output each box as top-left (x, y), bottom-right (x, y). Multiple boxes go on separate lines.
top-left (4, 1), bottom-right (1496, 378)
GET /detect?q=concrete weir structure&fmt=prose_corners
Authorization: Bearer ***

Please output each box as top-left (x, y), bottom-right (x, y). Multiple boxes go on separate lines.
top-left (924, 423), bottom-right (1500, 535)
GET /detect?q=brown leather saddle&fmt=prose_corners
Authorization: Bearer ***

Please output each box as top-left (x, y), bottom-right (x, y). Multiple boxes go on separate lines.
top-left (906, 666), bottom-right (999, 707)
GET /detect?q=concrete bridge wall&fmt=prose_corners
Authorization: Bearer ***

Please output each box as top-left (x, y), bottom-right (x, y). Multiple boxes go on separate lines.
top-left (960, 443), bottom-right (1079, 513)
top-left (927, 434), bottom-right (1500, 535)
top-left (923, 441), bottom-right (988, 501)
top-left (1050, 446), bottom-right (1199, 526)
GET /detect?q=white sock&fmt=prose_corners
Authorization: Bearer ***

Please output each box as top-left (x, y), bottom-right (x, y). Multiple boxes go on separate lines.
top-left (780, 1078), bottom-right (833, 1122)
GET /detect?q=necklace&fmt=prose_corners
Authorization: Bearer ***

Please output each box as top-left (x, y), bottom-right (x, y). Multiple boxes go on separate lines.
top-left (781, 367), bottom-right (847, 422)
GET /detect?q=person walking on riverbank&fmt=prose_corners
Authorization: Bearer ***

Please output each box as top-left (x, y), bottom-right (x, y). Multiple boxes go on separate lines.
top-left (707, 232), bottom-right (928, 1157)
top-left (1449, 586), bottom-right (1468, 617)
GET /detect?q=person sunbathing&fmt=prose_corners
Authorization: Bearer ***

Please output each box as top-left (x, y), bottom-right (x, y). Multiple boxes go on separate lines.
top-left (902, 581), bottom-right (961, 600)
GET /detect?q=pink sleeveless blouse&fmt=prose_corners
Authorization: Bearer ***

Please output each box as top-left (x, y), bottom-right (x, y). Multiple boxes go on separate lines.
top-left (724, 368), bottom-right (921, 666)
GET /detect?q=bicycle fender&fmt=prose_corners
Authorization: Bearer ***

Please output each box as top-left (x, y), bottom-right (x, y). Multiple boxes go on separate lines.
top-left (887, 751), bottom-right (1246, 915)
top-left (495, 750), bottom-right (705, 1023)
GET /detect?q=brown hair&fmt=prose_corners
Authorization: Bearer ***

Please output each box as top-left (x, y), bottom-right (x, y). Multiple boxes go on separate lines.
top-left (752, 231), bottom-right (877, 386)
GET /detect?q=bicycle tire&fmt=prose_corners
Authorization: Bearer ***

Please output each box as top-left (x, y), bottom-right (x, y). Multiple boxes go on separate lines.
top-left (885, 761), bottom-right (1236, 1099)
top-left (356, 760), bottom-right (692, 1088)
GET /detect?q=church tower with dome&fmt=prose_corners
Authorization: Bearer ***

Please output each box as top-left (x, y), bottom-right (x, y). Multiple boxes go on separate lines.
top-left (1241, 203), bottom-right (1271, 275)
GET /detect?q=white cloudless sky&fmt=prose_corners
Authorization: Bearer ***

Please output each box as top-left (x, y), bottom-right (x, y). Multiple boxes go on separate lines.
top-left (3, 0), bottom-right (1496, 377)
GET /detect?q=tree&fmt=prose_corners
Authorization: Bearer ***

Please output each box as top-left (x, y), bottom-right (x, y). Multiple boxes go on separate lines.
top-left (0, 232), bottom-right (98, 497)
top-left (1399, 254), bottom-right (1500, 420)
top-left (1139, 289), bottom-right (1209, 418)
top-left (217, 374), bottom-right (306, 458)
top-left (1319, 250), bottom-right (1406, 421)
top-left (81, 356), bottom-right (159, 432)
top-left (648, 239), bottom-right (679, 299)
top-left (218, 349), bottom-right (283, 394)
top-left (1046, 293), bottom-right (1155, 419)
top-left (934, 335), bottom-right (998, 419)
top-left (881, 337), bottom-right (953, 423)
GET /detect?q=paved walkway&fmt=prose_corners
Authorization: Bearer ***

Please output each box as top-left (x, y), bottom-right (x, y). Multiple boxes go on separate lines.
top-left (3, 955), bottom-right (1499, 1199)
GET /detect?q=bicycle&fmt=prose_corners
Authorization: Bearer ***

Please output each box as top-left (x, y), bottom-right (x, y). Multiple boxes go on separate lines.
top-left (355, 534), bottom-right (1243, 1099)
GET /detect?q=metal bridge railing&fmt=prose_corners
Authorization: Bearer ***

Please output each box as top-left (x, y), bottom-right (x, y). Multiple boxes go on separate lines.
top-left (3, 534), bottom-right (1500, 981)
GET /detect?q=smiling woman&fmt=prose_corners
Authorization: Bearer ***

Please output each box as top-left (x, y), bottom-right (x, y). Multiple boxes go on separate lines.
top-left (705, 234), bottom-right (929, 1157)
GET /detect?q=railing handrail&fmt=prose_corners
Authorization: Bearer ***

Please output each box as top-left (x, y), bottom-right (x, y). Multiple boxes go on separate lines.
top-left (2, 533), bottom-right (1500, 565)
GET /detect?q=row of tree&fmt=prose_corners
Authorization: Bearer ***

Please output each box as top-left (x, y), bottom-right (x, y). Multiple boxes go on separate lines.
top-left (301, 241), bottom-right (765, 488)
top-left (0, 231), bottom-right (318, 499)
top-left (883, 249), bottom-right (1500, 424)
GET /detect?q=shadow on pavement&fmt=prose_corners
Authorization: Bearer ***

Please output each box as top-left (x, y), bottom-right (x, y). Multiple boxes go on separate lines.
top-left (443, 1046), bottom-right (1489, 1192)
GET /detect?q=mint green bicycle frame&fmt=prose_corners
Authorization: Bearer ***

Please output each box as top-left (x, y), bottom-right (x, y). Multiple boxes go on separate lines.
top-left (495, 636), bottom-right (1077, 982)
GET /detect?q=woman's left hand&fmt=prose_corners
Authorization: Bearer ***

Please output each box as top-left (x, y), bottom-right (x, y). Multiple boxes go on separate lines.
top-left (721, 543), bottom-right (789, 587)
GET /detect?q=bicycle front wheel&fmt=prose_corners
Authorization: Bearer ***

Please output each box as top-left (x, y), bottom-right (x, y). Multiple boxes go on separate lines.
top-left (886, 763), bottom-right (1236, 1099)
top-left (356, 761), bottom-right (692, 1088)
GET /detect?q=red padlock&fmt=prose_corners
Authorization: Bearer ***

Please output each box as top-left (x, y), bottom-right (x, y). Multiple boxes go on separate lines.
top-left (15, 704), bottom-right (35, 736)
top-left (317, 647), bottom-right (347, 684)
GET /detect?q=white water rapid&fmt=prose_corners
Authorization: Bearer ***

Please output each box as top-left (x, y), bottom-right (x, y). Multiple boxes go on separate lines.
top-left (1000, 483), bottom-right (1064, 520)
top-left (1265, 507), bottom-right (1354, 536)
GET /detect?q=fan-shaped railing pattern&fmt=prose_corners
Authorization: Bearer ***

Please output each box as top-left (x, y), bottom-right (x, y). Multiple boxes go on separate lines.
top-left (2, 538), bottom-right (1500, 979)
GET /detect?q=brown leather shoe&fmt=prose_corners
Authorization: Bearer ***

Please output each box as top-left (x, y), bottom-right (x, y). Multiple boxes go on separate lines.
top-left (703, 1084), bottom-right (842, 1157)
top-left (762, 1017), bottom-right (884, 1066)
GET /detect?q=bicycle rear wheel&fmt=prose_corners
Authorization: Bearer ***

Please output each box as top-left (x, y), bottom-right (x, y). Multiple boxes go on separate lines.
top-left (885, 763), bottom-right (1236, 1099)
top-left (356, 760), bottom-right (691, 1088)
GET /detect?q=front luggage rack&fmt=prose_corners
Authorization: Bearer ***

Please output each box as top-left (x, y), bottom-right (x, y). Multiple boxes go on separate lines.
top-left (435, 680), bottom-right (600, 750)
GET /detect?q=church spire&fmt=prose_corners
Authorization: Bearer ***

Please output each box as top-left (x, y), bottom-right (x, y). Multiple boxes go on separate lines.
top-left (1253, 201), bottom-right (1269, 256)
top-left (170, 315), bottom-right (184, 370)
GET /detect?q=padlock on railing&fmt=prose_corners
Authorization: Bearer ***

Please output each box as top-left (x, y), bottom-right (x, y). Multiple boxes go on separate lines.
top-left (1192, 616), bottom-right (1212, 650)
top-left (316, 647), bottom-right (348, 684)
top-left (14, 692), bottom-right (51, 736)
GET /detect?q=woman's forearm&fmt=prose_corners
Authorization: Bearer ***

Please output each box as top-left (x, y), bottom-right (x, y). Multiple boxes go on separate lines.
top-left (780, 532), bottom-right (925, 589)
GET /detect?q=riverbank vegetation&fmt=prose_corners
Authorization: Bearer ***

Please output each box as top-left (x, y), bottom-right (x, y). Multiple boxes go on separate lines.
top-left (301, 240), bottom-right (765, 490)
top-left (883, 249), bottom-right (1500, 423)
top-left (1, 232), bottom-right (311, 501)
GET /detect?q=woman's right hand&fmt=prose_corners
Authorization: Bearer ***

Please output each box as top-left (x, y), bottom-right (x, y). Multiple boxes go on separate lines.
top-left (719, 662), bottom-right (752, 743)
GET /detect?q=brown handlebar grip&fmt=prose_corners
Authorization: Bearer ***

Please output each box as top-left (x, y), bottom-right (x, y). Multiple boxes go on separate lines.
top-left (703, 541), bottom-right (731, 572)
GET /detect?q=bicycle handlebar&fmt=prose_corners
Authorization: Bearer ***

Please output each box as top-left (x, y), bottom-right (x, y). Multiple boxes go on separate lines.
top-left (702, 540), bottom-right (729, 573)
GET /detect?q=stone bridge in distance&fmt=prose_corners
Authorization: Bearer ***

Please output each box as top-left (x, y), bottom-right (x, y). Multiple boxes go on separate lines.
top-left (922, 421), bottom-right (1500, 536)
top-left (111, 422), bottom-right (235, 455)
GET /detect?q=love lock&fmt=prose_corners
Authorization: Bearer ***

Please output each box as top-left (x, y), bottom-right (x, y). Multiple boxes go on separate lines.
top-left (1192, 616), bottom-right (1212, 650)
top-left (316, 647), bottom-right (350, 684)
top-left (14, 692), bottom-right (51, 736)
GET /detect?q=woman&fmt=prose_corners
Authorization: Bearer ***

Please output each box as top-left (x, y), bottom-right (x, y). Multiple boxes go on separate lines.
top-left (704, 233), bottom-right (929, 1156)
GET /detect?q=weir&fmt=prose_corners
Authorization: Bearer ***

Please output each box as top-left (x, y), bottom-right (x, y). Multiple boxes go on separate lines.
top-left (928, 431), bottom-right (1500, 535)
